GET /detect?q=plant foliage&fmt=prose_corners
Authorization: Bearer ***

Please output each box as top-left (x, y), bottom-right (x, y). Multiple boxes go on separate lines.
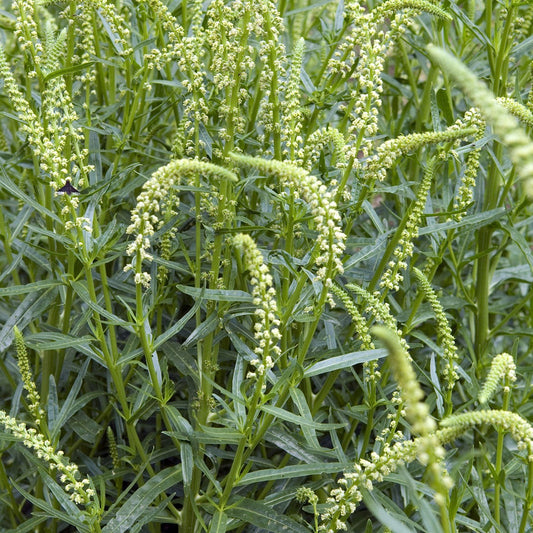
top-left (0, 0), bottom-right (532, 532)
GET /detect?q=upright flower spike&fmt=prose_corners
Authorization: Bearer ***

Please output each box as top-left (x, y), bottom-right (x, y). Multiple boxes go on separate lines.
top-left (427, 44), bottom-right (533, 199)
top-left (139, 0), bottom-right (185, 70)
top-left (450, 108), bottom-right (486, 221)
top-left (380, 161), bottom-right (435, 291)
top-left (281, 37), bottom-right (305, 163)
top-left (0, 45), bottom-right (60, 188)
top-left (372, 326), bottom-right (453, 507)
top-left (332, 0), bottom-right (449, 165)
top-left (12, 0), bottom-right (43, 68)
top-left (253, 0), bottom-right (286, 158)
top-left (330, 284), bottom-right (373, 351)
top-left (232, 234), bottom-right (280, 383)
top-left (372, 326), bottom-right (433, 435)
top-left (206, 0), bottom-right (256, 148)
top-left (125, 159), bottom-right (237, 286)
top-left (0, 30), bottom-right (92, 193)
top-left (478, 352), bottom-right (516, 405)
top-left (338, 4), bottom-right (387, 163)
top-left (412, 268), bottom-right (459, 400)
top-left (330, 283), bottom-right (379, 384)
top-left (230, 153), bottom-right (346, 287)
top-left (345, 283), bottom-right (409, 352)
top-left (107, 427), bottom-right (120, 474)
top-left (14, 326), bottom-right (44, 425)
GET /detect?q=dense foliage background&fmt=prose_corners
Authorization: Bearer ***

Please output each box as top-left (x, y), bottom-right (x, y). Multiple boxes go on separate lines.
top-left (0, 0), bottom-right (532, 532)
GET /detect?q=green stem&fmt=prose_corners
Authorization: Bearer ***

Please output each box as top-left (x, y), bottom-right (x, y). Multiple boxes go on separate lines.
top-left (518, 461), bottom-right (533, 533)
top-left (474, 144), bottom-right (502, 368)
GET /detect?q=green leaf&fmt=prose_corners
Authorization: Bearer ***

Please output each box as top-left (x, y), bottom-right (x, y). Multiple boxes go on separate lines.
top-left (11, 475), bottom-right (90, 533)
top-left (0, 288), bottom-right (58, 351)
top-left (129, 496), bottom-right (174, 533)
top-left (152, 255), bottom-right (190, 275)
top-left (208, 510), bottom-right (229, 533)
top-left (191, 426), bottom-right (242, 445)
top-left (47, 375), bottom-right (59, 430)
top-left (403, 473), bottom-right (444, 533)
top-left (300, 66), bottom-right (316, 93)
top-left (182, 312), bottom-right (219, 347)
top-left (161, 342), bottom-right (199, 382)
top-left (152, 295), bottom-right (202, 350)
top-left (361, 488), bottom-right (416, 533)
top-left (436, 87), bottom-right (454, 125)
top-left (43, 61), bottom-right (95, 82)
top-left (343, 233), bottom-right (389, 269)
top-left (24, 331), bottom-right (96, 350)
top-left (417, 208), bottom-right (505, 235)
top-left (0, 279), bottom-right (62, 297)
top-left (176, 284), bottom-right (253, 302)
top-left (4, 516), bottom-right (48, 533)
top-left (260, 405), bottom-right (345, 430)
top-left (70, 280), bottom-right (133, 328)
top-left (102, 468), bottom-right (182, 533)
top-left (162, 404), bottom-right (195, 441)
top-left (225, 498), bottom-right (310, 533)
top-left (265, 428), bottom-right (324, 463)
top-left (232, 353), bottom-right (246, 421)
top-left (289, 388), bottom-right (319, 448)
top-left (70, 410), bottom-right (103, 444)
top-left (304, 349), bottom-right (388, 377)
top-left (181, 442), bottom-right (193, 487)
top-left (499, 221), bottom-right (533, 271)
top-left (238, 462), bottom-right (350, 485)
top-left (51, 358), bottom-right (90, 435)
top-left (12, 236), bottom-right (51, 271)
top-left (0, 169), bottom-right (61, 223)
top-left (491, 264), bottom-right (533, 288)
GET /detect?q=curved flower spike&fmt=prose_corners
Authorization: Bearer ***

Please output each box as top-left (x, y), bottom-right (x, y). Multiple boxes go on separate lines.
top-left (125, 159), bottom-right (237, 286)
top-left (427, 44), bottom-right (533, 199)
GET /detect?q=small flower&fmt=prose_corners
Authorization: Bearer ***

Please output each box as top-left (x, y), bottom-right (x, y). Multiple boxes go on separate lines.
top-left (296, 486), bottom-right (318, 505)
